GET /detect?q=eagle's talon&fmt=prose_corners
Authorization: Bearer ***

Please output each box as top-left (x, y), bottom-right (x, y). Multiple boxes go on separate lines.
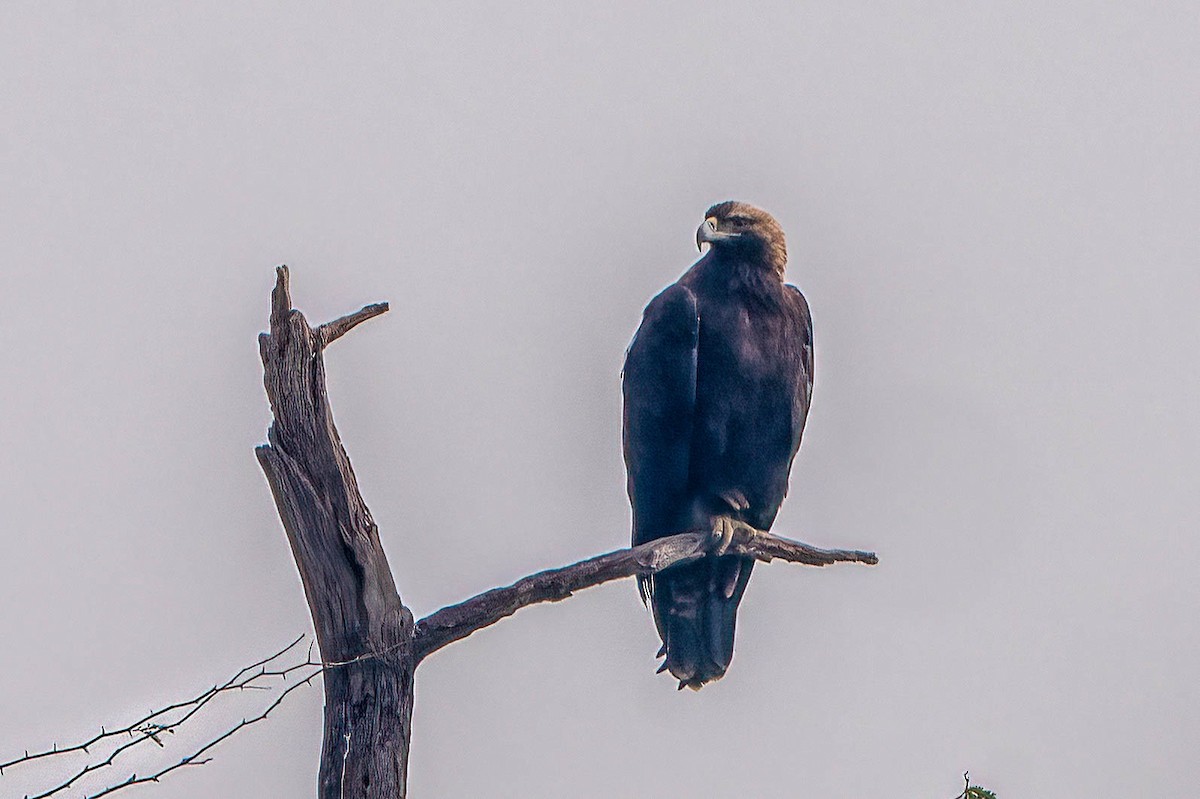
top-left (710, 516), bottom-right (768, 555)
top-left (711, 516), bottom-right (738, 555)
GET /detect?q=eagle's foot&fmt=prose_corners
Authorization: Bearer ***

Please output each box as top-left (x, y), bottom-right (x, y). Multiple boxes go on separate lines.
top-left (711, 515), bottom-right (760, 555)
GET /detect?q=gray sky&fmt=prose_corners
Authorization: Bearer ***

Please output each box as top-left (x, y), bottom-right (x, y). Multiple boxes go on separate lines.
top-left (2, 2), bottom-right (1197, 797)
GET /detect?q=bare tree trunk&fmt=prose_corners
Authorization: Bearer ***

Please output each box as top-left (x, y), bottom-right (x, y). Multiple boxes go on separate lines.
top-left (254, 266), bottom-right (876, 798)
top-left (255, 266), bottom-right (411, 798)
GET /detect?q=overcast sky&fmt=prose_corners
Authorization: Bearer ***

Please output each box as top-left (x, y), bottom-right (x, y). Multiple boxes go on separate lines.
top-left (2, 2), bottom-right (1198, 797)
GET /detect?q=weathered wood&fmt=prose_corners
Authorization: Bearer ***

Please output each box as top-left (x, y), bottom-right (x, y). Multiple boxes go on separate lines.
top-left (255, 266), bottom-right (411, 799)
top-left (413, 529), bottom-right (877, 661)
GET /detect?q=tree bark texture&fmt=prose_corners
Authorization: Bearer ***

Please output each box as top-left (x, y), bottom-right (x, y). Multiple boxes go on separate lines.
top-left (255, 267), bottom-right (877, 798)
top-left (255, 266), bottom-right (410, 799)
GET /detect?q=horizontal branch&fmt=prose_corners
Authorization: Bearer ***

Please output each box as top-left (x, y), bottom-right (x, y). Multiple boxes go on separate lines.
top-left (317, 302), bottom-right (390, 349)
top-left (413, 529), bottom-right (876, 661)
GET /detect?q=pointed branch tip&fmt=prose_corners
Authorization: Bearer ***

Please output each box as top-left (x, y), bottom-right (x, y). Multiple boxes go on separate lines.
top-left (318, 302), bottom-right (390, 348)
top-left (269, 266), bottom-right (293, 328)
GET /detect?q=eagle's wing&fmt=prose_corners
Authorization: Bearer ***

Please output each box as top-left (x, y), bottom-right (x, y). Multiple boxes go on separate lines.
top-left (785, 284), bottom-right (815, 471)
top-left (621, 282), bottom-right (699, 567)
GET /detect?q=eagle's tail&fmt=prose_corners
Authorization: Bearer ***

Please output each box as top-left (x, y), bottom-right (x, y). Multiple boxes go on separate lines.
top-left (652, 555), bottom-right (754, 690)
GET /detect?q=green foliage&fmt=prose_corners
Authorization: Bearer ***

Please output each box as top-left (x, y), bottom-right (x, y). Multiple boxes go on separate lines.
top-left (953, 772), bottom-right (996, 799)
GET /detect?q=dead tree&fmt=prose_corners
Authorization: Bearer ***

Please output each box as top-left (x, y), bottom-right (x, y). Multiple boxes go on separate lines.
top-left (255, 266), bottom-right (876, 798)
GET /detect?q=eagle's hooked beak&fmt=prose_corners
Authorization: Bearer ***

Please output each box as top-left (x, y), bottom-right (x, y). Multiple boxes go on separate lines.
top-left (696, 216), bottom-right (738, 252)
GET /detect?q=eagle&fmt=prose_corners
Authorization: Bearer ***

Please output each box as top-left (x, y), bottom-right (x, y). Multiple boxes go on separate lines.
top-left (622, 201), bottom-right (814, 690)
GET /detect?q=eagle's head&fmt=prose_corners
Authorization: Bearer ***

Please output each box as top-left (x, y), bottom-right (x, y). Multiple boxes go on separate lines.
top-left (696, 201), bottom-right (788, 274)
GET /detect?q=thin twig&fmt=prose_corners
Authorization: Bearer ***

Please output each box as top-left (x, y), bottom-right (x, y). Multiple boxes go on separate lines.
top-left (3, 630), bottom-right (431, 799)
top-left (0, 635), bottom-right (306, 776)
top-left (85, 672), bottom-right (320, 799)
top-left (10, 639), bottom-right (317, 799)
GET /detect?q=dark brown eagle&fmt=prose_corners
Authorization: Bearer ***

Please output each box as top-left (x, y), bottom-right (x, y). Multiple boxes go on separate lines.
top-left (622, 201), bottom-right (814, 690)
